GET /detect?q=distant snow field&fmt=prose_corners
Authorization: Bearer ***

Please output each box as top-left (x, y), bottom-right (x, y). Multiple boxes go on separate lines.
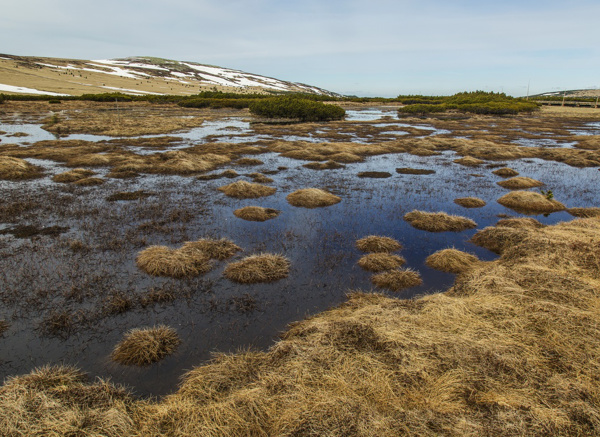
top-left (0, 84), bottom-right (66, 96)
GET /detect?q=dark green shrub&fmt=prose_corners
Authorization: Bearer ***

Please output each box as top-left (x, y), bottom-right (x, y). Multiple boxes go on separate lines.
top-left (48, 99), bottom-right (62, 104)
top-left (398, 104), bottom-right (447, 115)
top-left (0, 93), bottom-right (4, 104)
top-left (249, 97), bottom-right (345, 121)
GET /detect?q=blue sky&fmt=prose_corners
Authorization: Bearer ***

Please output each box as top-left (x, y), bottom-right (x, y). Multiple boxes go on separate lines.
top-left (1, 0), bottom-right (599, 97)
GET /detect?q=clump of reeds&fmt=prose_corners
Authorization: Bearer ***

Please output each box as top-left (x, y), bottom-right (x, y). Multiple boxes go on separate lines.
top-left (107, 169), bottom-right (139, 179)
top-left (357, 253), bottom-right (406, 272)
top-left (357, 171), bottom-right (392, 178)
top-left (218, 181), bottom-right (276, 199)
top-left (0, 156), bottom-right (44, 180)
top-left (404, 210), bottom-right (477, 232)
top-left (234, 206), bottom-right (280, 222)
top-left (235, 158), bottom-right (264, 166)
top-left (111, 325), bottom-right (180, 366)
top-left (249, 173), bottom-right (274, 183)
top-left (73, 177), bottom-right (104, 186)
top-left (136, 245), bottom-right (212, 278)
top-left (497, 176), bottom-right (544, 189)
top-left (181, 238), bottom-right (241, 260)
top-left (453, 156), bottom-right (484, 166)
top-left (471, 226), bottom-right (529, 254)
top-left (328, 152), bottom-right (363, 163)
top-left (496, 217), bottom-right (545, 229)
top-left (567, 207), bottom-right (600, 218)
top-left (356, 235), bottom-right (402, 253)
top-left (224, 253), bottom-right (290, 283)
top-left (52, 168), bottom-right (96, 183)
top-left (303, 160), bottom-right (345, 170)
top-left (492, 167), bottom-right (519, 177)
top-left (395, 167), bottom-right (435, 175)
top-left (371, 268), bottom-right (422, 291)
top-left (454, 197), bottom-right (486, 208)
top-left (425, 248), bottom-right (481, 273)
top-left (66, 153), bottom-right (111, 167)
top-left (286, 188), bottom-right (341, 208)
top-left (497, 191), bottom-right (565, 213)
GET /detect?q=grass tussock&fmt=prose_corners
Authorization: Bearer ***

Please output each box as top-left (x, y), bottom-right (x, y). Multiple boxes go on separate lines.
top-left (0, 156), bottom-right (44, 180)
top-left (303, 160), bottom-right (345, 170)
top-left (73, 177), bottom-right (104, 186)
top-left (224, 253), bottom-right (290, 284)
top-left (286, 188), bottom-right (341, 208)
top-left (496, 217), bottom-right (545, 229)
top-left (52, 168), bottom-right (95, 183)
top-left (371, 268), bottom-right (423, 291)
top-left (233, 206), bottom-right (280, 222)
top-left (497, 176), bottom-right (544, 189)
top-left (453, 155), bottom-right (485, 166)
top-left (497, 190), bottom-right (566, 213)
top-left (181, 238), bottom-right (242, 260)
top-left (235, 157), bottom-right (263, 166)
top-left (404, 210), bottom-right (477, 232)
top-left (395, 167), bottom-right (435, 175)
top-left (425, 248), bottom-right (481, 273)
top-left (357, 171), bottom-right (392, 178)
top-left (111, 325), bottom-right (180, 366)
top-left (218, 180), bottom-right (276, 199)
top-left (136, 245), bottom-right (212, 278)
top-left (454, 197), bottom-right (486, 208)
top-left (567, 207), bottom-right (600, 218)
top-left (106, 190), bottom-right (151, 201)
top-left (356, 235), bottom-right (402, 253)
top-left (492, 167), bottom-right (519, 177)
top-left (248, 172), bottom-right (274, 183)
top-left (357, 253), bottom-right (406, 272)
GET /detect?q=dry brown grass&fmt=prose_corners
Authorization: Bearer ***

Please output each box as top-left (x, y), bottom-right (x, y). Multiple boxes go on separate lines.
top-left (395, 167), bottom-right (435, 175)
top-left (224, 253), bottom-right (290, 284)
top-left (181, 238), bottom-right (241, 260)
top-left (454, 197), bottom-right (486, 208)
top-left (453, 155), bottom-right (485, 166)
top-left (136, 245), bottom-right (212, 278)
top-left (404, 210), bottom-right (477, 232)
top-left (497, 176), bottom-right (544, 189)
top-left (235, 157), bottom-right (264, 166)
top-left (233, 206), bottom-right (281, 222)
top-left (497, 191), bottom-right (566, 213)
top-left (357, 253), bottom-right (406, 272)
top-left (248, 172), bottom-right (274, 183)
top-left (286, 188), bottom-right (341, 208)
top-left (492, 167), bottom-right (519, 177)
top-left (356, 235), bottom-right (402, 253)
top-left (73, 177), bottom-right (104, 186)
top-left (567, 207), bottom-right (600, 218)
top-left (111, 325), bottom-right (181, 366)
top-left (371, 268), bottom-right (423, 291)
top-left (303, 160), bottom-right (345, 170)
top-left (495, 217), bottom-right (545, 229)
top-left (218, 180), bottom-right (276, 199)
top-left (328, 152), bottom-right (364, 163)
top-left (52, 168), bottom-right (96, 183)
top-left (0, 156), bottom-right (44, 180)
top-left (425, 248), bottom-right (481, 273)
top-left (357, 171), bottom-right (392, 178)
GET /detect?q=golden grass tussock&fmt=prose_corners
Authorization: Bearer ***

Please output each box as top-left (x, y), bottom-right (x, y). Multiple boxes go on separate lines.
top-left (425, 248), bottom-right (481, 273)
top-left (303, 160), bottom-right (345, 170)
top-left (371, 268), bottom-right (423, 291)
top-left (286, 188), bottom-right (341, 208)
top-left (492, 167), bottom-right (519, 177)
top-left (471, 226), bottom-right (531, 254)
top-left (235, 157), bottom-right (263, 166)
top-left (248, 172), bottom-right (274, 183)
top-left (136, 245), bottom-right (212, 278)
top-left (111, 325), bottom-right (181, 366)
top-left (328, 152), bottom-right (364, 163)
top-left (218, 180), bottom-right (276, 199)
top-left (404, 210), bottom-right (477, 232)
top-left (357, 253), bottom-right (406, 272)
top-left (72, 176), bottom-right (104, 186)
top-left (233, 206), bottom-right (281, 222)
top-left (356, 235), bottom-right (402, 253)
top-left (497, 190), bottom-right (566, 213)
top-left (151, 151), bottom-right (230, 175)
top-left (106, 190), bottom-right (151, 201)
top-left (0, 156), bottom-right (44, 180)
top-left (224, 253), bottom-right (290, 284)
top-left (453, 155), bottom-right (485, 166)
top-left (497, 176), bottom-right (544, 189)
top-left (181, 238), bottom-right (242, 260)
top-left (454, 197), bottom-right (486, 208)
top-left (496, 217), bottom-right (545, 229)
top-left (567, 207), bottom-right (600, 218)
top-left (52, 168), bottom-right (96, 183)
top-left (357, 171), bottom-right (392, 178)
top-left (66, 153), bottom-right (112, 167)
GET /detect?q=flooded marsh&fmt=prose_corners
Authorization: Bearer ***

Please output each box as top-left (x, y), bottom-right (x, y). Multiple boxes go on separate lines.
top-left (0, 101), bottom-right (599, 397)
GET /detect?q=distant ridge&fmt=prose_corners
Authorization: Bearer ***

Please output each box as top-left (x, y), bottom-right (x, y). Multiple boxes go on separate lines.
top-left (530, 88), bottom-right (600, 98)
top-left (0, 54), bottom-right (339, 97)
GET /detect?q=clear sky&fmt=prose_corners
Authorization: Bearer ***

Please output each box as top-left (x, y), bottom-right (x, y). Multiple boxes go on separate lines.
top-left (1, 0), bottom-right (598, 97)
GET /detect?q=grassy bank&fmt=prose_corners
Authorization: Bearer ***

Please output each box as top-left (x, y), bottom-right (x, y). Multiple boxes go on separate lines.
top-left (2, 216), bottom-right (599, 435)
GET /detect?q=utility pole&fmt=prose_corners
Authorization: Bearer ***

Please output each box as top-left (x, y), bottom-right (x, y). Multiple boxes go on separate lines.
top-left (562, 91), bottom-right (566, 107)
top-left (596, 96), bottom-right (599, 109)
top-left (526, 80), bottom-right (530, 100)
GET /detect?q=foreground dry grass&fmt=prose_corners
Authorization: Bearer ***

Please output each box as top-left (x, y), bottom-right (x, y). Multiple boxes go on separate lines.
top-left (3, 217), bottom-right (600, 435)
